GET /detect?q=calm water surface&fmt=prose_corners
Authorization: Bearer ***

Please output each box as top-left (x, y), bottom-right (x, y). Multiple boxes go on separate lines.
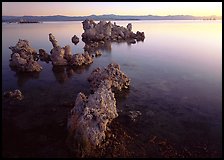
top-left (2, 20), bottom-right (222, 157)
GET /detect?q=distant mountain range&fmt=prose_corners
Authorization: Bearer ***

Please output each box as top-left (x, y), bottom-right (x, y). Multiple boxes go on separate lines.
top-left (2, 14), bottom-right (222, 22)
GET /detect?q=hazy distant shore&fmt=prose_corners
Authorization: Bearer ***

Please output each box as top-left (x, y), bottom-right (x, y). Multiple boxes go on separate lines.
top-left (2, 14), bottom-right (221, 23)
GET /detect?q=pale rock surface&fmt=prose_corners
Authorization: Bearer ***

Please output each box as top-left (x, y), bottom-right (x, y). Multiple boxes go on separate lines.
top-left (67, 80), bottom-right (117, 154)
top-left (88, 63), bottom-right (130, 92)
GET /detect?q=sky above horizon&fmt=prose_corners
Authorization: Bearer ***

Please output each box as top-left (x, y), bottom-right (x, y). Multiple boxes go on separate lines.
top-left (2, 2), bottom-right (222, 17)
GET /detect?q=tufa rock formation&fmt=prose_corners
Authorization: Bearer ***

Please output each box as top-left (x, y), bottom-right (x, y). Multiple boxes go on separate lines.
top-left (49, 33), bottom-right (71, 65)
top-left (88, 63), bottom-right (130, 92)
top-left (49, 33), bottom-right (93, 66)
top-left (9, 39), bottom-right (42, 72)
top-left (81, 19), bottom-right (145, 43)
top-left (67, 64), bottom-right (130, 156)
top-left (67, 80), bottom-right (117, 156)
top-left (69, 52), bottom-right (93, 66)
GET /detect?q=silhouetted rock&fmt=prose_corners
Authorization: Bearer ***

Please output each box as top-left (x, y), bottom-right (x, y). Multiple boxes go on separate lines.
top-left (127, 23), bottom-right (132, 32)
top-left (9, 39), bottom-right (42, 72)
top-left (71, 35), bottom-right (79, 45)
top-left (135, 31), bottom-right (145, 41)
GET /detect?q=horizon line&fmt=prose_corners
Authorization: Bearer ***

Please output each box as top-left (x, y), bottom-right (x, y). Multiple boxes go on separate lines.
top-left (2, 14), bottom-right (222, 17)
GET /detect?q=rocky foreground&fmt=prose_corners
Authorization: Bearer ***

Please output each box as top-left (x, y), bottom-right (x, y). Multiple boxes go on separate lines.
top-left (67, 63), bottom-right (130, 157)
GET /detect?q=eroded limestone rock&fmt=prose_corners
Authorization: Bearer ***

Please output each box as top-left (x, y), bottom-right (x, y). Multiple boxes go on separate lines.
top-left (67, 80), bottom-right (117, 155)
top-left (88, 63), bottom-right (130, 92)
top-left (9, 39), bottom-right (42, 72)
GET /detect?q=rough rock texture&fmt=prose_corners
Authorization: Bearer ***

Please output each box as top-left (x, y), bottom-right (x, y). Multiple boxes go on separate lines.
top-left (9, 39), bottom-right (37, 58)
top-left (81, 19), bottom-right (145, 43)
top-left (69, 52), bottom-right (93, 66)
top-left (3, 89), bottom-right (24, 101)
top-left (49, 33), bottom-right (69, 66)
top-left (49, 33), bottom-right (92, 66)
top-left (67, 63), bottom-right (131, 157)
top-left (67, 80), bottom-right (117, 155)
top-left (71, 35), bottom-right (79, 45)
top-left (9, 39), bottom-right (42, 72)
top-left (39, 49), bottom-right (51, 62)
top-left (88, 63), bottom-right (130, 92)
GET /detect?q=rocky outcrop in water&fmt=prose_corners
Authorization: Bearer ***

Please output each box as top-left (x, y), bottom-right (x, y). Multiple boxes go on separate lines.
top-left (71, 35), bottom-right (79, 45)
top-left (9, 39), bottom-right (42, 72)
top-left (49, 33), bottom-right (71, 66)
top-left (3, 89), bottom-right (24, 101)
top-left (81, 19), bottom-right (145, 43)
top-left (69, 52), bottom-right (93, 66)
top-left (49, 33), bottom-right (93, 66)
top-left (128, 111), bottom-right (142, 122)
top-left (67, 80), bottom-right (117, 156)
top-left (88, 63), bottom-right (130, 92)
top-left (67, 63), bottom-right (130, 156)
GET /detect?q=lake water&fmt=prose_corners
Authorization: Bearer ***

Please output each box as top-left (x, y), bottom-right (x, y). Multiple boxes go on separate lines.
top-left (2, 20), bottom-right (222, 157)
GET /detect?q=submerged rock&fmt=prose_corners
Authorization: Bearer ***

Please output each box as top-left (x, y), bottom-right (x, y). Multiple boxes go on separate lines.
top-left (88, 63), bottom-right (130, 92)
top-left (9, 39), bottom-right (42, 72)
top-left (67, 80), bottom-right (117, 155)
top-left (71, 35), bottom-right (79, 45)
top-left (3, 89), bottom-right (24, 101)
top-left (128, 111), bottom-right (142, 122)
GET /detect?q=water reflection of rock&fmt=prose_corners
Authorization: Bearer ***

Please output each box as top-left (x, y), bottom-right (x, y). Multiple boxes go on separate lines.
top-left (52, 65), bottom-right (91, 84)
top-left (12, 69), bottom-right (40, 87)
top-left (84, 40), bottom-right (112, 54)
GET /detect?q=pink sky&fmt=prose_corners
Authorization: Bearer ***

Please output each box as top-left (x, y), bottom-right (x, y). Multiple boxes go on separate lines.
top-left (2, 2), bottom-right (222, 17)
